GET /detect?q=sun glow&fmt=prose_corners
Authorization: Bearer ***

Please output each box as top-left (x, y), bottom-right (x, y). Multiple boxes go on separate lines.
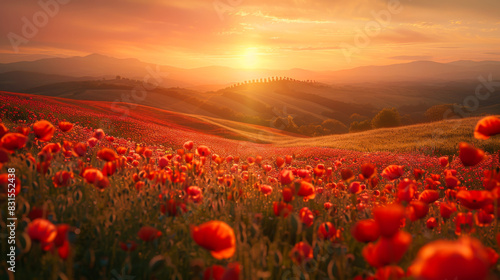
top-left (241, 48), bottom-right (260, 69)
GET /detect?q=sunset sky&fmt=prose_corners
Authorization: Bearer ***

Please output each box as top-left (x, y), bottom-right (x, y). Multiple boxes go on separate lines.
top-left (1, 0), bottom-right (499, 70)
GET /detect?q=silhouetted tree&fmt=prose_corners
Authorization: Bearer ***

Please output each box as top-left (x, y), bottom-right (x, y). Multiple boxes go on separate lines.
top-left (371, 108), bottom-right (401, 129)
top-left (349, 120), bottom-right (373, 133)
top-left (424, 104), bottom-right (461, 122)
top-left (321, 119), bottom-right (348, 134)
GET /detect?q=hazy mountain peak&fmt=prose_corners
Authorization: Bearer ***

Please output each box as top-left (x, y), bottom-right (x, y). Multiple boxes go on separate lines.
top-left (83, 53), bottom-right (110, 59)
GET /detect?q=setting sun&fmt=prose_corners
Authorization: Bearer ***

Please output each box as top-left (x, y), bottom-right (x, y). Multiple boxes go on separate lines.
top-left (241, 48), bottom-right (260, 69)
top-left (1, 1), bottom-right (500, 279)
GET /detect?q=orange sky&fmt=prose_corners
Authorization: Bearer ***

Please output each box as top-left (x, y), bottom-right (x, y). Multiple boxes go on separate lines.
top-left (1, 0), bottom-right (499, 70)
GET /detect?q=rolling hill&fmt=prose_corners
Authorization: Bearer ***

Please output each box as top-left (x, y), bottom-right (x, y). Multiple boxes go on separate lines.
top-left (1, 91), bottom-right (498, 157)
top-left (2, 54), bottom-right (500, 138)
top-left (20, 77), bottom-right (500, 130)
top-left (2, 53), bottom-right (500, 87)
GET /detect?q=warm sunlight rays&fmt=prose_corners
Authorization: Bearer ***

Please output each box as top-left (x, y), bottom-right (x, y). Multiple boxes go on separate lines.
top-left (241, 48), bottom-right (260, 69)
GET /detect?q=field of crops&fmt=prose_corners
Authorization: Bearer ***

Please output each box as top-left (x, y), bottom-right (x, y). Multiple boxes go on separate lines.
top-left (1, 92), bottom-right (500, 280)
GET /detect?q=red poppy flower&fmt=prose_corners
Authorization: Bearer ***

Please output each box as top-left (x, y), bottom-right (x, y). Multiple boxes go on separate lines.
top-left (459, 142), bottom-right (485, 167)
top-left (138, 226), bottom-right (162, 241)
top-left (58, 121), bottom-right (74, 132)
top-left (407, 200), bottom-right (429, 222)
top-left (0, 123), bottom-right (8, 138)
top-left (318, 222), bottom-right (336, 240)
top-left (351, 219), bottom-right (380, 243)
top-left (260, 184), bottom-right (272, 196)
top-left (475, 209), bottom-right (494, 227)
top-left (396, 178), bottom-right (417, 202)
top-left (27, 218), bottom-right (57, 250)
top-left (52, 171), bottom-right (74, 188)
top-left (297, 168), bottom-right (310, 179)
top-left (273, 201), bottom-right (292, 217)
top-left (290, 241), bottom-right (313, 264)
top-left (160, 198), bottom-right (187, 217)
top-left (279, 169), bottom-right (294, 185)
top-left (439, 156), bottom-right (449, 167)
top-left (116, 146), bottom-right (127, 155)
top-left (381, 165), bottom-right (404, 181)
top-left (483, 169), bottom-right (500, 191)
top-left (361, 163), bottom-right (376, 179)
top-left (426, 217), bottom-right (438, 229)
top-left (413, 168), bottom-right (425, 181)
top-left (299, 207), bottom-right (314, 227)
top-left (369, 176), bottom-right (380, 189)
top-left (444, 175), bottom-right (460, 189)
top-left (1, 133), bottom-right (27, 151)
top-left (276, 157), bottom-right (285, 168)
top-left (409, 237), bottom-right (490, 280)
top-left (262, 164), bottom-right (272, 173)
top-left (297, 180), bottom-right (315, 201)
top-left (221, 262), bottom-right (241, 280)
top-left (349, 181), bottom-right (362, 194)
top-left (474, 116), bottom-right (500, 140)
top-left (485, 247), bottom-right (499, 268)
top-left (15, 126), bottom-right (30, 136)
top-left (372, 204), bottom-right (405, 237)
top-left (54, 224), bottom-right (70, 247)
top-left (135, 181), bottom-right (145, 192)
top-left (144, 148), bottom-right (153, 158)
top-left (183, 140), bottom-right (194, 151)
top-left (102, 161), bottom-right (117, 176)
top-left (187, 186), bottom-right (203, 203)
top-left (119, 240), bottom-right (138, 252)
top-left (42, 143), bottom-right (61, 154)
top-left (57, 239), bottom-right (70, 259)
top-left (455, 212), bottom-right (474, 235)
top-left (439, 202), bottom-right (457, 219)
top-left (424, 177), bottom-right (440, 190)
top-left (324, 202), bottom-right (333, 210)
top-left (73, 142), bottom-right (87, 157)
top-left (362, 231), bottom-right (412, 268)
top-left (97, 148), bottom-right (117, 161)
top-left (94, 176), bottom-right (110, 191)
top-left (93, 128), bottom-right (105, 140)
top-left (313, 165), bottom-right (325, 177)
top-left (341, 168), bottom-right (354, 181)
top-left (87, 137), bottom-right (98, 148)
top-left (456, 190), bottom-right (493, 210)
top-left (282, 187), bottom-right (294, 202)
top-left (375, 266), bottom-right (405, 280)
top-left (0, 174), bottom-right (21, 199)
top-left (191, 221), bottom-right (236, 259)
top-left (196, 145), bottom-right (211, 157)
top-left (204, 265), bottom-right (225, 280)
top-left (419, 190), bottom-right (439, 204)
top-left (33, 120), bottom-right (55, 142)
top-left (82, 168), bottom-right (104, 185)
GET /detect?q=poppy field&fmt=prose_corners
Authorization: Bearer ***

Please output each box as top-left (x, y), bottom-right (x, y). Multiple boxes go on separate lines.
top-left (1, 92), bottom-right (500, 280)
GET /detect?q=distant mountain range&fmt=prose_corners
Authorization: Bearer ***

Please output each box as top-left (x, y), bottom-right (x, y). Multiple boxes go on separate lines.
top-left (1, 53), bottom-right (500, 138)
top-left (1, 54), bottom-right (500, 92)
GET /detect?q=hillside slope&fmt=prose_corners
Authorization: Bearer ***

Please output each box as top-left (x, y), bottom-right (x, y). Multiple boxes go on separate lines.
top-left (278, 116), bottom-right (500, 155)
top-left (1, 91), bottom-right (498, 156)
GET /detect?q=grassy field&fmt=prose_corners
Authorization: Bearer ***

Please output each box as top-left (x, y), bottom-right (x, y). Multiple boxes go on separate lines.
top-left (277, 116), bottom-right (500, 155)
top-left (1, 90), bottom-right (500, 279)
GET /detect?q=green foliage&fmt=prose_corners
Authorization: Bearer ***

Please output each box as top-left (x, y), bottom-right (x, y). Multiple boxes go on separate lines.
top-left (321, 119), bottom-right (348, 134)
top-left (371, 108), bottom-right (401, 129)
top-left (424, 104), bottom-right (460, 122)
top-left (349, 119), bottom-right (372, 133)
